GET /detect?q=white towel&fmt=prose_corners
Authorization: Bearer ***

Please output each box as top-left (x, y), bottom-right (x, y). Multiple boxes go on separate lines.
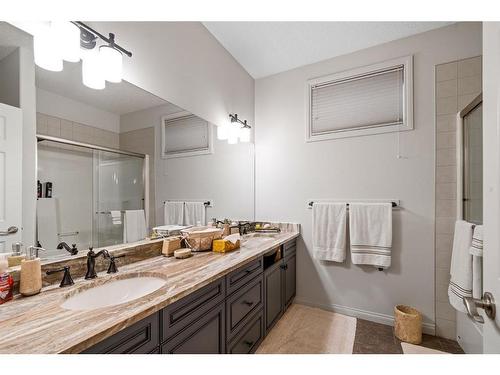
top-left (110, 210), bottom-right (122, 225)
top-left (312, 202), bottom-right (347, 262)
top-left (184, 202), bottom-right (206, 226)
top-left (470, 225), bottom-right (483, 299)
top-left (448, 220), bottom-right (474, 312)
top-left (469, 225), bottom-right (483, 257)
top-left (123, 209), bottom-right (147, 243)
top-left (349, 203), bottom-right (392, 269)
top-left (164, 201), bottom-right (184, 225)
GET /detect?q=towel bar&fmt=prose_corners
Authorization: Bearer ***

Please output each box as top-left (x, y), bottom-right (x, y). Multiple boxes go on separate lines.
top-left (163, 200), bottom-right (211, 207)
top-left (307, 201), bottom-right (398, 208)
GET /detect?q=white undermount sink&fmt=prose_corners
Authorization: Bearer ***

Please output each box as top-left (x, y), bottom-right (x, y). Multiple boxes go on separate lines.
top-left (61, 276), bottom-right (166, 311)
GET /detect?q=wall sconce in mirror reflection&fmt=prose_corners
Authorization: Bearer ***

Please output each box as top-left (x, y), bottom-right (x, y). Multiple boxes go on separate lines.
top-left (217, 114), bottom-right (251, 144)
top-left (33, 21), bottom-right (132, 90)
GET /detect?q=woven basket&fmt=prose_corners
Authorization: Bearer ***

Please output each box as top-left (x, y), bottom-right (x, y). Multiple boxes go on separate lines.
top-left (181, 226), bottom-right (223, 252)
top-left (394, 305), bottom-right (422, 344)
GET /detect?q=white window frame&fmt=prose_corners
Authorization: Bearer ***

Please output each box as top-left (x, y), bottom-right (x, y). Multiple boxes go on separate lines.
top-left (161, 111), bottom-right (214, 159)
top-left (306, 55), bottom-right (413, 142)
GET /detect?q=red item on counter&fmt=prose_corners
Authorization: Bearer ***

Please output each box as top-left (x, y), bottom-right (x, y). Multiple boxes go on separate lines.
top-left (0, 272), bottom-right (14, 304)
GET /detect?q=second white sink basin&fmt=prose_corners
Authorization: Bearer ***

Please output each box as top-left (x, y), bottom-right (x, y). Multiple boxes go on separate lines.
top-left (61, 276), bottom-right (166, 311)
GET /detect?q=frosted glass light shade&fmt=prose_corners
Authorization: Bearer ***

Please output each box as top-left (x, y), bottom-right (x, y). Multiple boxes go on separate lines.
top-left (34, 28), bottom-right (63, 72)
top-left (81, 49), bottom-right (105, 90)
top-left (239, 127), bottom-right (251, 143)
top-left (100, 45), bottom-right (123, 83)
top-left (227, 124), bottom-right (239, 145)
top-left (217, 123), bottom-right (230, 140)
top-left (52, 22), bottom-right (80, 62)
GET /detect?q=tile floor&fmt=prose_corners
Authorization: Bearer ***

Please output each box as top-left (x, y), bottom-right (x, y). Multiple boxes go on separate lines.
top-left (353, 319), bottom-right (464, 354)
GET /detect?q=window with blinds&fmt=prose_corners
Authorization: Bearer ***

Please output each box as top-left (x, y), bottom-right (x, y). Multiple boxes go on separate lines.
top-left (307, 55), bottom-right (413, 141)
top-left (161, 112), bottom-right (213, 158)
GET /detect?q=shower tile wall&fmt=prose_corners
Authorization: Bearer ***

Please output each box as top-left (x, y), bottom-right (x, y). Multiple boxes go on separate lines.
top-left (435, 56), bottom-right (482, 339)
top-left (36, 112), bottom-right (119, 149)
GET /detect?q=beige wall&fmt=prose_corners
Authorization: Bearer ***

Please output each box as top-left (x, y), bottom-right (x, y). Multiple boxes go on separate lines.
top-left (255, 22), bottom-right (482, 334)
top-left (0, 48), bottom-right (20, 107)
top-left (89, 22), bottom-right (255, 131)
top-left (119, 127), bottom-right (156, 229)
top-left (435, 56), bottom-right (482, 339)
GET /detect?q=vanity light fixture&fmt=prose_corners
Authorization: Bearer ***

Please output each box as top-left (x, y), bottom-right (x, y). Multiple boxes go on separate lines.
top-left (225, 114), bottom-right (252, 144)
top-left (33, 21), bottom-right (132, 90)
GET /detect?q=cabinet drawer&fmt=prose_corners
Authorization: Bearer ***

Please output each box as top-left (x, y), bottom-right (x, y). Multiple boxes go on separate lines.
top-left (227, 310), bottom-right (264, 354)
top-left (161, 303), bottom-right (225, 354)
top-left (83, 312), bottom-right (160, 354)
top-left (162, 279), bottom-right (225, 342)
top-left (226, 258), bottom-right (263, 295)
top-left (226, 275), bottom-right (263, 339)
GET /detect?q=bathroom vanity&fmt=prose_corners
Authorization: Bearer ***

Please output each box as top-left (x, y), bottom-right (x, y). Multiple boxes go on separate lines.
top-left (0, 232), bottom-right (298, 354)
top-left (84, 238), bottom-right (296, 354)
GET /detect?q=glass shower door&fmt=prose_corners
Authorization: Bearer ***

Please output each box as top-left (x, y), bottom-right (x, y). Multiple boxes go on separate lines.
top-left (463, 102), bottom-right (483, 225)
top-left (93, 150), bottom-right (145, 247)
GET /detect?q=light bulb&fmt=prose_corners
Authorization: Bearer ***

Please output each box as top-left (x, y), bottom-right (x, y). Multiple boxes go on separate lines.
top-left (81, 48), bottom-right (105, 90)
top-left (217, 123), bottom-right (230, 140)
top-left (100, 45), bottom-right (123, 83)
top-left (34, 26), bottom-right (63, 72)
top-left (239, 127), bottom-right (251, 143)
top-left (227, 124), bottom-right (239, 145)
top-left (52, 22), bottom-right (80, 62)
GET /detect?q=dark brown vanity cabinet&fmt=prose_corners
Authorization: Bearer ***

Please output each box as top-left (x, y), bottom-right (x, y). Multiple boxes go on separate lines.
top-left (82, 238), bottom-right (296, 354)
top-left (264, 240), bottom-right (296, 333)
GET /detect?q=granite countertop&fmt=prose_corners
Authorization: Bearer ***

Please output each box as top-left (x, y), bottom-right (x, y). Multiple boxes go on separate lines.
top-left (0, 231), bottom-right (299, 354)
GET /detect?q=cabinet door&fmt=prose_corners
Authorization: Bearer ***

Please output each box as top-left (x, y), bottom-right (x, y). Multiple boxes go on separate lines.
top-left (161, 304), bottom-right (225, 354)
top-left (283, 252), bottom-right (296, 310)
top-left (264, 261), bottom-right (283, 333)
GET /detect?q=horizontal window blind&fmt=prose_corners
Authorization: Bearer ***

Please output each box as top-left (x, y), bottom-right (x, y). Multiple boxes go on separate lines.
top-left (311, 66), bottom-right (404, 135)
top-left (163, 114), bottom-right (209, 155)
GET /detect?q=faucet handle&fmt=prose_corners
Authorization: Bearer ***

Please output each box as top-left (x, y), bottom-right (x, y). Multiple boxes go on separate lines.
top-left (107, 254), bottom-right (125, 274)
top-left (46, 266), bottom-right (74, 287)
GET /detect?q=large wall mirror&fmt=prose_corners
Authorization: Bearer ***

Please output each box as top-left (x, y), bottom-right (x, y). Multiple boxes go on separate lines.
top-left (31, 57), bottom-right (255, 262)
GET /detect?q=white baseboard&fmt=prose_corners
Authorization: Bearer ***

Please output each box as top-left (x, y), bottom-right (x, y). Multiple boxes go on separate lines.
top-left (294, 297), bottom-right (436, 336)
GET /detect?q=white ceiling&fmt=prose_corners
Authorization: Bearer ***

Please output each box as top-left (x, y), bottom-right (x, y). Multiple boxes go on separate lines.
top-left (35, 62), bottom-right (168, 115)
top-left (203, 22), bottom-right (454, 78)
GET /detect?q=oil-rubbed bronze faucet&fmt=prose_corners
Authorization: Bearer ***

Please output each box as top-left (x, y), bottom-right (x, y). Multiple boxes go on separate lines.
top-left (57, 242), bottom-right (78, 255)
top-left (85, 248), bottom-right (110, 279)
top-left (46, 266), bottom-right (74, 287)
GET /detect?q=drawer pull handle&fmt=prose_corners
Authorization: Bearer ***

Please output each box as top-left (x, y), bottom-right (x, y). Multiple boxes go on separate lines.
top-left (245, 269), bottom-right (253, 274)
top-left (280, 264), bottom-right (286, 270)
top-left (242, 300), bottom-right (254, 307)
top-left (244, 340), bottom-right (254, 347)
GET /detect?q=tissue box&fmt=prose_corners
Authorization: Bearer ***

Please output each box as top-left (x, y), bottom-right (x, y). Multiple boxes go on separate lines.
top-left (212, 239), bottom-right (240, 253)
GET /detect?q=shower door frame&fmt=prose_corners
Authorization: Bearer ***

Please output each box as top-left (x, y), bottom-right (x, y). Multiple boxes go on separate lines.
top-left (36, 134), bottom-right (150, 247)
top-left (456, 93), bottom-right (482, 222)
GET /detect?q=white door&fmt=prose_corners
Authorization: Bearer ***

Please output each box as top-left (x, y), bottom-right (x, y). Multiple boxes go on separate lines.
top-left (0, 103), bottom-right (22, 253)
top-left (482, 22), bottom-right (500, 353)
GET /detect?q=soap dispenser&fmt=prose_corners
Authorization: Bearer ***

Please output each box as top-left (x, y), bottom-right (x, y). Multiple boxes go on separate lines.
top-left (8, 242), bottom-right (26, 267)
top-left (20, 246), bottom-right (45, 296)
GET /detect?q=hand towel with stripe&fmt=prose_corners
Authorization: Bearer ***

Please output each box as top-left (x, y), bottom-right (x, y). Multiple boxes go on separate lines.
top-left (349, 203), bottom-right (393, 269)
top-left (469, 224), bottom-right (483, 299)
top-left (312, 202), bottom-right (347, 262)
top-left (448, 220), bottom-right (474, 312)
